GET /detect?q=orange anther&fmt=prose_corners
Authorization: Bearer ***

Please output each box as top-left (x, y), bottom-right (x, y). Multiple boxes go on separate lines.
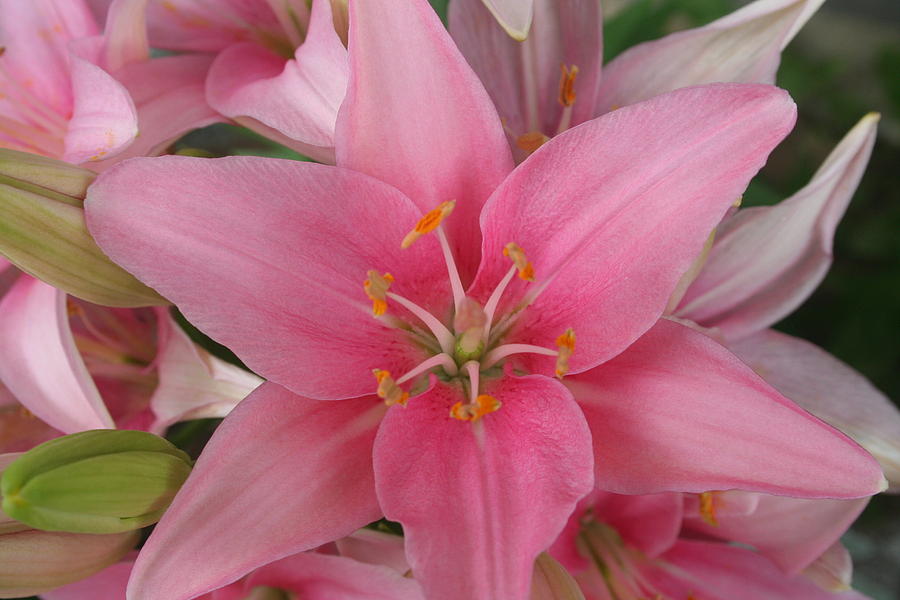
top-left (503, 242), bottom-right (535, 281)
top-left (450, 394), bottom-right (501, 422)
top-left (515, 131), bottom-right (549, 155)
top-left (698, 491), bottom-right (719, 527)
top-left (554, 328), bottom-right (575, 379)
top-left (363, 270), bottom-right (394, 316)
top-left (401, 200), bottom-right (455, 248)
top-left (558, 64), bottom-right (579, 107)
top-left (373, 369), bottom-right (408, 407)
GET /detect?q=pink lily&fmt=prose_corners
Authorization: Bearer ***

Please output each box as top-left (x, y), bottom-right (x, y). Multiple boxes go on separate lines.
top-left (131, 0), bottom-right (349, 163)
top-left (551, 490), bottom-right (870, 600)
top-left (0, 0), bottom-right (220, 168)
top-left (0, 271), bottom-right (262, 437)
top-left (672, 112), bottom-right (900, 490)
top-left (84, 3), bottom-right (883, 599)
top-left (450, 0), bottom-right (823, 160)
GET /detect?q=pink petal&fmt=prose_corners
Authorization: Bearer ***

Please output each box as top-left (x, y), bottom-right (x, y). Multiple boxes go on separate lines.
top-left (100, 0), bottom-right (150, 71)
top-left (127, 382), bottom-right (384, 600)
top-left (373, 375), bottom-right (594, 600)
top-left (144, 0), bottom-right (285, 52)
top-left (449, 0), bottom-right (602, 148)
top-left (335, 529), bottom-right (410, 574)
top-left (63, 40), bottom-right (139, 164)
top-left (479, 0), bottom-right (534, 41)
top-left (595, 0), bottom-right (822, 113)
top-left (86, 155), bottom-right (446, 400)
top-left (0, 0), bottom-right (99, 115)
top-left (0, 276), bottom-right (113, 432)
top-left (245, 552), bottom-right (424, 599)
top-left (655, 539), bottom-right (866, 600)
top-left (591, 492), bottom-right (683, 558)
top-left (570, 319), bottom-right (885, 498)
top-left (473, 83), bottom-right (796, 374)
top-left (336, 0), bottom-right (513, 278)
top-left (207, 0), bottom-right (348, 164)
top-left (684, 492), bottom-right (868, 574)
top-left (731, 328), bottom-right (900, 491)
top-left (92, 54), bottom-right (222, 168)
top-left (41, 559), bottom-right (133, 600)
top-left (803, 542), bottom-right (854, 592)
top-left (148, 309), bottom-right (262, 433)
top-left (676, 113), bottom-right (879, 340)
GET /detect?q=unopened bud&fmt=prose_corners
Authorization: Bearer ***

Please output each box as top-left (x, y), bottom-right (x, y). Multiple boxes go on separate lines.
top-left (0, 149), bottom-right (165, 307)
top-left (1, 430), bottom-right (192, 534)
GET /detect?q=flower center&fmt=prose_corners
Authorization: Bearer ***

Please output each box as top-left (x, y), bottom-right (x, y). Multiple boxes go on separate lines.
top-left (363, 201), bottom-right (574, 422)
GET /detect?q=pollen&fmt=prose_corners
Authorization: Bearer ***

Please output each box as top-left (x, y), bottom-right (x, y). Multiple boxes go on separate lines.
top-left (515, 131), bottom-right (549, 154)
top-left (401, 200), bottom-right (455, 248)
top-left (698, 491), bottom-right (719, 527)
top-left (554, 328), bottom-right (575, 379)
top-left (503, 242), bottom-right (535, 281)
top-left (450, 394), bottom-right (502, 422)
top-left (363, 270), bottom-right (394, 316)
top-left (373, 369), bottom-right (408, 407)
top-left (558, 64), bottom-right (579, 107)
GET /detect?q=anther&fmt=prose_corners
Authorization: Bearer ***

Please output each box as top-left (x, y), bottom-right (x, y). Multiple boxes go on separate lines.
top-left (515, 131), bottom-right (549, 155)
top-left (450, 394), bottom-right (501, 422)
top-left (558, 64), bottom-right (579, 107)
top-left (401, 200), bottom-right (456, 249)
top-left (363, 270), bottom-right (394, 316)
top-left (554, 328), bottom-right (575, 379)
top-left (503, 242), bottom-right (535, 281)
top-left (373, 369), bottom-right (408, 407)
top-left (698, 491), bottom-right (719, 527)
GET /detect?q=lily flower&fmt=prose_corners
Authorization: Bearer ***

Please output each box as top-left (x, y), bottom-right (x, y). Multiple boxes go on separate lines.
top-left (672, 113), bottom-right (900, 490)
top-left (84, 2), bottom-right (884, 599)
top-left (450, 0), bottom-right (823, 161)
top-left (0, 0), bottom-right (220, 169)
top-left (550, 490), bottom-right (870, 600)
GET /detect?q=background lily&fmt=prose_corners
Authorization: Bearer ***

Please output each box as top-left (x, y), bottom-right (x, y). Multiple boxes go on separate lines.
top-left (0, 0), bottom-right (220, 169)
top-left (450, 0), bottom-right (823, 161)
top-left (550, 490), bottom-right (870, 600)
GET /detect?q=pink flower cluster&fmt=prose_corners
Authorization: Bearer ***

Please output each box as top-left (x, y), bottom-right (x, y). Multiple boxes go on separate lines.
top-left (0, 0), bottom-right (897, 599)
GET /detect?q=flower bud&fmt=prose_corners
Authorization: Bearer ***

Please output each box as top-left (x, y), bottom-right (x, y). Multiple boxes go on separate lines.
top-left (530, 552), bottom-right (585, 600)
top-left (1, 430), bottom-right (192, 534)
top-left (0, 149), bottom-right (165, 307)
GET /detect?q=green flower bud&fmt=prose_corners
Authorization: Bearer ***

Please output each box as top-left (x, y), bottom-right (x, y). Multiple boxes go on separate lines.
top-left (1, 430), bottom-right (192, 534)
top-left (0, 149), bottom-right (166, 307)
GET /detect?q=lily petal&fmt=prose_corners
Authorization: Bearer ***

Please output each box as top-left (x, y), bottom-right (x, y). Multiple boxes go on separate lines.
top-left (676, 113), bottom-right (879, 340)
top-left (480, 0), bottom-right (534, 41)
top-left (595, 0), bottom-right (822, 113)
top-left (0, 276), bottom-right (113, 432)
top-left (373, 375), bottom-right (593, 600)
top-left (684, 492), bottom-right (868, 574)
top-left (86, 155), bottom-right (446, 400)
top-left (41, 559), bottom-right (133, 600)
top-left (245, 552), bottom-right (424, 599)
top-left (148, 310), bottom-right (262, 433)
top-left (144, 0), bottom-right (285, 52)
top-left (731, 328), bottom-right (900, 491)
top-left (570, 319), bottom-right (885, 498)
top-left (474, 83), bottom-right (796, 373)
top-left (336, 0), bottom-right (513, 276)
top-left (207, 0), bottom-right (347, 164)
top-left (101, 0), bottom-right (150, 72)
top-left (127, 382), bottom-right (384, 600)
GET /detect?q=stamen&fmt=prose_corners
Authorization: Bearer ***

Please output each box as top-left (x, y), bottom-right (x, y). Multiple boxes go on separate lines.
top-left (515, 131), bottom-right (549, 155)
top-left (698, 491), bottom-right (719, 527)
top-left (435, 227), bottom-right (465, 313)
top-left (395, 353), bottom-right (458, 385)
top-left (555, 328), bottom-right (575, 379)
top-left (450, 394), bottom-right (501, 422)
top-left (401, 200), bottom-right (455, 249)
top-left (558, 64), bottom-right (579, 107)
top-left (482, 266), bottom-right (517, 343)
top-left (503, 242), bottom-right (535, 281)
top-left (373, 369), bottom-right (408, 407)
top-left (363, 270), bottom-right (394, 316)
top-left (386, 292), bottom-right (454, 352)
top-left (482, 343), bottom-right (558, 369)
